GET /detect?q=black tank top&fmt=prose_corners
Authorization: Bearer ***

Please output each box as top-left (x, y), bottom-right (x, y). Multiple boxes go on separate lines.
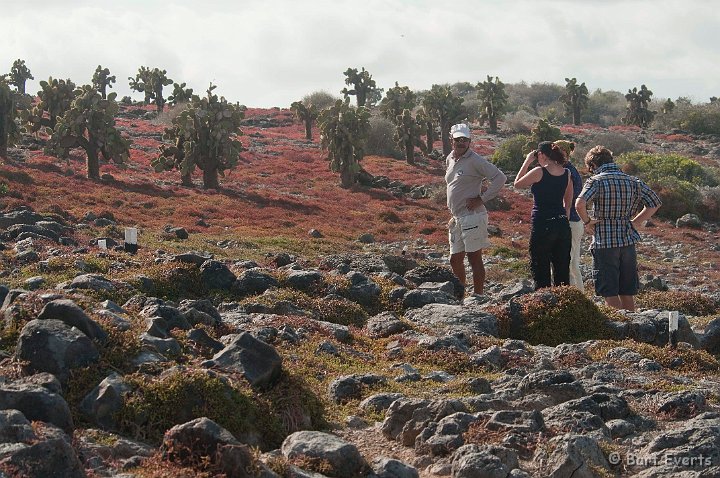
top-left (530, 168), bottom-right (568, 221)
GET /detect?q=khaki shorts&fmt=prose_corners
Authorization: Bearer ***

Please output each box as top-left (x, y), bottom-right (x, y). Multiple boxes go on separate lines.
top-left (449, 212), bottom-right (490, 254)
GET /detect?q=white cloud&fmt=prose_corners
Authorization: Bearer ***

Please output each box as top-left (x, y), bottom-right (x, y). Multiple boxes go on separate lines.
top-left (1, 0), bottom-right (719, 106)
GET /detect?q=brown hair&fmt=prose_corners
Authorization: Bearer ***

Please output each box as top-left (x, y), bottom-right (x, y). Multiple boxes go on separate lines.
top-left (584, 145), bottom-right (614, 172)
top-left (547, 144), bottom-right (567, 166)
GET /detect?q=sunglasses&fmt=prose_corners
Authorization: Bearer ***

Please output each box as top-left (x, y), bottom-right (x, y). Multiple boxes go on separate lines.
top-left (453, 137), bottom-right (469, 143)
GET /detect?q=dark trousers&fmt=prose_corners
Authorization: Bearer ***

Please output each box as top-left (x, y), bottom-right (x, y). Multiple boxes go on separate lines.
top-left (529, 217), bottom-right (572, 290)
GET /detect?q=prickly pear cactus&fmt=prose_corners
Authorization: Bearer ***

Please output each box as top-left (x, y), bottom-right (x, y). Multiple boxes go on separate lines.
top-left (560, 77), bottom-right (589, 125)
top-left (0, 78), bottom-right (20, 156)
top-left (477, 75), bottom-right (509, 133)
top-left (423, 85), bottom-right (467, 155)
top-left (92, 65), bottom-right (116, 99)
top-left (394, 109), bottom-right (422, 165)
top-left (318, 98), bottom-right (370, 188)
top-left (8, 59), bottom-right (33, 95)
top-left (523, 119), bottom-right (562, 154)
top-left (153, 84), bottom-right (244, 189)
top-left (380, 82), bottom-right (416, 124)
top-left (168, 82), bottom-right (193, 106)
top-left (290, 100), bottom-right (318, 140)
top-left (341, 67), bottom-right (381, 107)
top-left (22, 77), bottom-right (76, 132)
top-left (129, 67), bottom-right (173, 110)
top-left (46, 85), bottom-right (130, 179)
top-left (623, 84), bottom-right (655, 128)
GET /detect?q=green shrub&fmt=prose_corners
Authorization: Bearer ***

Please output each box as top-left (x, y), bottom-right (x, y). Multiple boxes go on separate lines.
top-left (136, 262), bottom-right (206, 302)
top-left (365, 115), bottom-right (402, 159)
top-left (682, 108), bottom-right (720, 135)
top-left (302, 90), bottom-right (340, 111)
top-left (584, 89), bottom-right (626, 126)
top-left (589, 340), bottom-right (719, 373)
top-left (491, 134), bottom-right (528, 172)
top-left (651, 177), bottom-right (701, 220)
top-left (618, 152), bottom-right (717, 186)
top-left (502, 287), bottom-right (610, 346)
top-left (587, 131), bottom-right (638, 157)
top-left (118, 369), bottom-right (285, 446)
top-left (245, 288), bottom-right (368, 327)
top-left (699, 186), bottom-right (720, 222)
top-left (616, 152), bottom-right (720, 221)
top-left (636, 290), bottom-right (719, 316)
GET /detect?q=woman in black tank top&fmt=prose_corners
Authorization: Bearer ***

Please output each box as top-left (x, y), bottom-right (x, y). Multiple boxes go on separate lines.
top-left (513, 142), bottom-right (574, 289)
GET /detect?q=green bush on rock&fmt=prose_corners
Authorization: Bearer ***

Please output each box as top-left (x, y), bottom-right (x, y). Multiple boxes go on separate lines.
top-left (494, 286), bottom-right (611, 346)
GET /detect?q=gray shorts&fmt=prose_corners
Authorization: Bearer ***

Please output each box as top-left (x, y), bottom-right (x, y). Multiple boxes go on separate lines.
top-left (449, 212), bottom-right (490, 254)
top-left (592, 245), bottom-right (639, 297)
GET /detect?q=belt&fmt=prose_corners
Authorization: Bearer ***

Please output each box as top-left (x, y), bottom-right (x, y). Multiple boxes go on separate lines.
top-left (544, 215), bottom-right (568, 221)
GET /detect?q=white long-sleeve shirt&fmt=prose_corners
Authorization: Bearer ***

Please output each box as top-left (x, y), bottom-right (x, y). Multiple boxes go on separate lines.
top-left (445, 149), bottom-right (506, 217)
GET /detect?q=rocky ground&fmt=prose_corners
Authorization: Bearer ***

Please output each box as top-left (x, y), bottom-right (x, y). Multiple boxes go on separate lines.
top-left (1, 106), bottom-right (720, 477)
top-left (0, 205), bottom-right (720, 478)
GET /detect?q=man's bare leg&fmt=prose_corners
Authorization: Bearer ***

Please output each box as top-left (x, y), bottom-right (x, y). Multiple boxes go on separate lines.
top-left (467, 250), bottom-right (485, 295)
top-left (619, 295), bottom-right (635, 311)
top-left (604, 296), bottom-right (624, 310)
top-left (450, 252), bottom-right (467, 288)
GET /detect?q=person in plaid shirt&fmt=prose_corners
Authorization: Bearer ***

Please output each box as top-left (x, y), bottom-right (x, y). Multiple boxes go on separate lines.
top-left (575, 146), bottom-right (661, 311)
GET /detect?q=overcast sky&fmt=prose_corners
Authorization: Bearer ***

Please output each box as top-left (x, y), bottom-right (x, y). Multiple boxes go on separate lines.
top-left (3, 0), bottom-right (719, 108)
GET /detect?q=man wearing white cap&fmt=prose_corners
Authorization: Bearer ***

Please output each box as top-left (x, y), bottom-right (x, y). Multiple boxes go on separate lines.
top-left (445, 123), bottom-right (506, 296)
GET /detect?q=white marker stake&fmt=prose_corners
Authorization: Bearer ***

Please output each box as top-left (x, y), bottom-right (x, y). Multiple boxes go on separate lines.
top-left (98, 239), bottom-right (107, 250)
top-left (669, 311), bottom-right (679, 348)
top-left (124, 227), bottom-right (138, 254)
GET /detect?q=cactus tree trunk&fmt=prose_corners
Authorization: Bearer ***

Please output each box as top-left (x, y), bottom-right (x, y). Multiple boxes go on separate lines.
top-left (489, 116), bottom-right (498, 134)
top-left (404, 138), bottom-right (415, 165)
top-left (425, 121), bottom-right (434, 153)
top-left (202, 160), bottom-right (219, 190)
top-left (86, 146), bottom-right (100, 180)
top-left (572, 105), bottom-right (580, 125)
top-left (181, 172), bottom-right (193, 187)
top-left (0, 115), bottom-right (8, 158)
top-left (441, 121), bottom-right (451, 156)
top-left (339, 164), bottom-right (354, 189)
top-left (304, 119), bottom-right (313, 140)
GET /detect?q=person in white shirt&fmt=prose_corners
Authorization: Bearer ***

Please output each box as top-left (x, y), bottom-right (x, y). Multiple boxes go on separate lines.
top-left (445, 124), bottom-right (506, 295)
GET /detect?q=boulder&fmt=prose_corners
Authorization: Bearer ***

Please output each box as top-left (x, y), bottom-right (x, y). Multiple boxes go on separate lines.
top-left (404, 304), bottom-right (498, 338)
top-left (365, 312), bottom-right (408, 338)
top-left (203, 332), bottom-right (283, 389)
top-left (0, 378), bottom-right (74, 434)
top-left (675, 213), bottom-right (702, 229)
top-left (372, 457), bottom-right (419, 478)
top-left (281, 431), bottom-right (368, 478)
top-left (15, 319), bottom-right (99, 384)
top-left (0, 416), bottom-right (84, 478)
top-left (200, 259), bottom-right (237, 290)
top-left (161, 417), bottom-right (254, 478)
top-left (233, 269), bottom-right (279, 295)
top-left (38, 299), bottom-right (108, 344)
top-left (79, 373), bottom-right (131, 430)
top-left (381, 398), bottom-right (468, 447)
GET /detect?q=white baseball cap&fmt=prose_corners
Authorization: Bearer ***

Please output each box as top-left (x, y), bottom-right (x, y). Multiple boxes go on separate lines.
top-left (450, 123), bottom-right (471, 139)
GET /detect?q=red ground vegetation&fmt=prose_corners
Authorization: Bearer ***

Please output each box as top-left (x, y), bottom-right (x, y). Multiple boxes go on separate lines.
top-left (655, 133), bottom-right (694, 142)
top-left (1, 105), bottom-right (719, 289)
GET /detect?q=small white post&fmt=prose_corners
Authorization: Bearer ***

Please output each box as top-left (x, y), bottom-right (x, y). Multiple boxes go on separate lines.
top-left (97, 239), bottom-right (107, 250)
top-left (668, 311), bottom-right (679, 348)
top-left (124, 227), bottom-right (138, 254)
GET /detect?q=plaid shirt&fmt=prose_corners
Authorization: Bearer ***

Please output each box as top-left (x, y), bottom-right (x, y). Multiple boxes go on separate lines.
top-left (579, 163), bottom-right (661, 249)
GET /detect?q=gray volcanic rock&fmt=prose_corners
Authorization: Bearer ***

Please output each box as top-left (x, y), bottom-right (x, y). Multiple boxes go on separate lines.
top-left (15, 319), bottom-right (99, 384)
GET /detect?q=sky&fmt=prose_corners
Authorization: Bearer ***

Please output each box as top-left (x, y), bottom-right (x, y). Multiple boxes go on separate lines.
top-left (2, 0), bottom-right (719, 108)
